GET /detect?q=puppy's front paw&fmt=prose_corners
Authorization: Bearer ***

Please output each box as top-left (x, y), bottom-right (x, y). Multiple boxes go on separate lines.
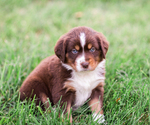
top-left (92, 113), bottom-right (105, 124)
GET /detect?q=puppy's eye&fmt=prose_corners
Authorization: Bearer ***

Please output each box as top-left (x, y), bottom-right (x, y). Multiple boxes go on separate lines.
top-left (72, 49), bottom-right (78, 54)
top-left (90, 47), bottom-right (95, 52)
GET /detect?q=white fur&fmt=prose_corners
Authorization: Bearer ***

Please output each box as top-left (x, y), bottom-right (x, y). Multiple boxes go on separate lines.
top-left (62, 60), bottom-right (106, 110)
top-left (92, 113), bottom-right (105, 123)
top-left (61, 62), bottom-right (73, 70)
top-left (79, 32), bottom-right (86, 48)
top-left (75, 52), bottom-right (86, 72)
top-left (75, 32), bottom-right (87, 72)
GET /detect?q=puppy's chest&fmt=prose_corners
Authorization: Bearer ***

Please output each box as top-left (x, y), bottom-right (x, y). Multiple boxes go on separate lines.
top-left (64, 63), bottom-right (105, 110)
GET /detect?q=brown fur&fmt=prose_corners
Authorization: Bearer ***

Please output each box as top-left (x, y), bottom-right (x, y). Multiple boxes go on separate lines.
top-left (89, 84), bottom-right (104, 114)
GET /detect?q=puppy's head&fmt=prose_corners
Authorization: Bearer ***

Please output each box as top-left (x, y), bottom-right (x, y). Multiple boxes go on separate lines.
top-left (55, 27), bottom-right (109, 72)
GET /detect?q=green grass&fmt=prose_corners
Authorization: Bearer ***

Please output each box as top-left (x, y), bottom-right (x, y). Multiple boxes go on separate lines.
top-left (0, 0), bottom-right (150, 124)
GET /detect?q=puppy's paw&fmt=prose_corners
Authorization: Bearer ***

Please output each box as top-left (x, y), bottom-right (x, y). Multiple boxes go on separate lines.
top-left (92, 113), bottom-right (105, 124)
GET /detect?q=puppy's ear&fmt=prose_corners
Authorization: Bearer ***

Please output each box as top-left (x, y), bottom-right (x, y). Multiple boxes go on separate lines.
top-left (54, 35), bottom-right (68, 62)
top-left (96, 33), bottom-right (109, 59)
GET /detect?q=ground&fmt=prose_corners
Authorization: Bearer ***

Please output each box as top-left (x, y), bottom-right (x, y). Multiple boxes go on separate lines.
top-left (0, 0), bottom-right (150, 124)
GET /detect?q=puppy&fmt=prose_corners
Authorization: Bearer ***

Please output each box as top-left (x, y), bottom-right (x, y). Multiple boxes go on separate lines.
top-left (19, 26), bottom-right (109, 123)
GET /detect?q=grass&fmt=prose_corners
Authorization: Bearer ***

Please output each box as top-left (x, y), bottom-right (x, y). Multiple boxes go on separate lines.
top-left (0, 0), bottom-right (150, 124)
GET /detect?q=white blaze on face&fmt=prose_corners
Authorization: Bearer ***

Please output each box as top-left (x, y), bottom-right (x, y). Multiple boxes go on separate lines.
top-left (80, 32), bottom-right (86, 48)
top-left (75, 33), bottom-right (86, 72)
top-left (76, 54), bottom-right (85, 72)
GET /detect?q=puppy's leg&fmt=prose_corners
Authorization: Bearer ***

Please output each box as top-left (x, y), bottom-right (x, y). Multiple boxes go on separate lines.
top-left (88, 85), bottom-right (105, 123)
top-left (39, 92), bottom-right (51, 111)
top-left (60, 91), bottom-right (75, 123)
top-left (19, 79), bottom-right (52, 110)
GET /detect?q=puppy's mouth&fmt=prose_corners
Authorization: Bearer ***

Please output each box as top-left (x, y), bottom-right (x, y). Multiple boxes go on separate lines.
top-left (82, 68), bottom-right (90, 71)
top-left (79, 68), bottom-right (91, 72)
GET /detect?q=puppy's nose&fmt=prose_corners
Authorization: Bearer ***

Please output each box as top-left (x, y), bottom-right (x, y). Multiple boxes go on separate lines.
top-left (81, 62), bottom-right (89, 69)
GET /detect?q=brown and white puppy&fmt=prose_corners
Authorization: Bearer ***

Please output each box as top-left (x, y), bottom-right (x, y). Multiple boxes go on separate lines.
top-left (19, 26), bottom-right (109, 123)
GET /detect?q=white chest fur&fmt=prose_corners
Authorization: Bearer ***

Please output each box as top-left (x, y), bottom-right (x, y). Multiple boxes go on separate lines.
top-left (63, 60), bottom-right (106, 110)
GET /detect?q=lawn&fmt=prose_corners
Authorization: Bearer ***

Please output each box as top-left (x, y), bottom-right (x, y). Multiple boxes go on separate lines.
top-left (0, 0), bottom-right (150, 124)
